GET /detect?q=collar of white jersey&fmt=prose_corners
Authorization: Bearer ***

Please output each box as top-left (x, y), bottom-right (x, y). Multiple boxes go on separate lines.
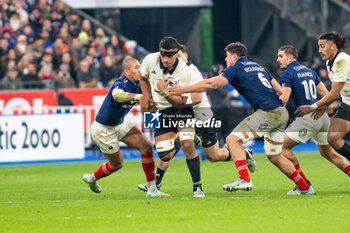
top-left (327, 50), bottom-right (341, 72)
top-left (159, 57), bottom-right (179, 75)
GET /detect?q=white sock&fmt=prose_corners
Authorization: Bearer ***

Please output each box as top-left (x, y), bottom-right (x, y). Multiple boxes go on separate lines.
top-left (147, 180), bottom-right (157, 189)
top-left (90, 174), bottom-right (97, 182)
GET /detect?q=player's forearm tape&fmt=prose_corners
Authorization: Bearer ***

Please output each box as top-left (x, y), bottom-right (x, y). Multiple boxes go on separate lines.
top-left (112, 89), bottom-right (128, 102)
top-left (134, 94), bottom-right (142, 101)
top-left (310, 103), bottom-right (318, 111)
top-left (159, 90), bottom-right (169, 97)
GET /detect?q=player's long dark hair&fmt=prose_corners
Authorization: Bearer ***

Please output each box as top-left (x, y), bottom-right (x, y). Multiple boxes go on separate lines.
top-left (319, 31), bottom-right (348, 50)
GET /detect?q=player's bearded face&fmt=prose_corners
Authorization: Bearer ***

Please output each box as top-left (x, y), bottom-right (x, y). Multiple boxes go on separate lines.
top-left (318, 40), bottom-right (335, 60)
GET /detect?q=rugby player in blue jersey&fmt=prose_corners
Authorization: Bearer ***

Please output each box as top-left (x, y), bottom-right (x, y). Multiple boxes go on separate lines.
top-left (169, 42), bottom-right (313, 194)
top-left (277, 45), bottom-right (350, 194)
top-left (82, 56), bottom-right (168, 197)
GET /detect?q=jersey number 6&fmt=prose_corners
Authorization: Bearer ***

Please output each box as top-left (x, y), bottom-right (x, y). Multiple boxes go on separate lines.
top-left (258, 72), bottom-right (272, 89)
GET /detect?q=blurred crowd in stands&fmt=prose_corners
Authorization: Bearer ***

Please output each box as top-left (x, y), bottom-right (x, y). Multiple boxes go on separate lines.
top-left (1, 0), bottom-right (339, 144)
top-left (338, 0), bottom-right (350, 6)
top-left (0, 1), bottom-right (335, 104)
top-left (0, 0), bottom-right (142, 90)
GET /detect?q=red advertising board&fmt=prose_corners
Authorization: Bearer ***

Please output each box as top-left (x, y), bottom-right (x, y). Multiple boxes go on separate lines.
top-left (0, 88), bottom-right (109, 112)
top-left (0, 88), bottom-right (142, 133)
top-left (0, 90), bottom-right (57, 114)
top-left (59, 88), bottom-right (108, 106)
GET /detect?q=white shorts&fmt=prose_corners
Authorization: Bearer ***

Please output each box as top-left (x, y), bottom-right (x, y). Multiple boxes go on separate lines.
top-left (231, 107), bottom-right (289, 154)
top-left (90, 120), bottom-right (134, 154)
top-left (285, 112), bottom-right (330, 145)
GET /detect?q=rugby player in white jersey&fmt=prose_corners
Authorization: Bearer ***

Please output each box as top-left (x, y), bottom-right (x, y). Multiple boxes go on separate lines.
top-left (296, 31), bottom-right (350, 175)
top-left (139, 37), bottom-right (204, 197)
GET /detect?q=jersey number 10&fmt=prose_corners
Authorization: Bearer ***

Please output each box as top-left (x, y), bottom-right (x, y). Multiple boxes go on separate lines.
top-left (301, 80), bottom-right (317, 100)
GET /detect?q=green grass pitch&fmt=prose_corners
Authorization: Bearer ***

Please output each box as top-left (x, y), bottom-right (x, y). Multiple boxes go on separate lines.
top-left (1, 152), bottom-right (349, 233)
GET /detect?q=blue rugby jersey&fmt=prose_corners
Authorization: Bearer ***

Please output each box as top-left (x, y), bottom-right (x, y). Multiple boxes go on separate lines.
top-left (95, 75), bottom-right (141, 126)
top-left (279, 61), bottom-right (320, 108)
top-left (220, 57), bottom-right (282, 111)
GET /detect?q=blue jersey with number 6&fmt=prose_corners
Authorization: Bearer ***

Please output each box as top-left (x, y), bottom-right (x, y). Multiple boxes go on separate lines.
top-left (279, 61), bottom-right (320, 108)
top-left (220, 57), bottom-right (282, 111)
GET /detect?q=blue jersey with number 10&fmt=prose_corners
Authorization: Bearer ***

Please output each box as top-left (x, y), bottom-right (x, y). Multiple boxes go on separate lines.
top-left (279, 61), bottom-right (320, 108)
top-left (221, 57), bottom-right (282, 111)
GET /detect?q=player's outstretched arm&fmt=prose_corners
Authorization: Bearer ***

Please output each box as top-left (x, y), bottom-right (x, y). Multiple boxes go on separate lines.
top-left (314, 81), bottom-right (344, 109)
top-left (295, 81), bottom-right (344, 116)
top-left (168, 76), bottom-right (228, 95)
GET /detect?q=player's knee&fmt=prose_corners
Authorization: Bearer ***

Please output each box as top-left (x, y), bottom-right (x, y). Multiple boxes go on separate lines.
top-left (157, 150), bottom-right (174, 161)
top-left (140, 141), bottom-right (153, 154)
top-left (266, 153), bottom-right (281, 164)
top-left (158, 152), bottom-right (174, 161)
top-left (327, 132), bottom-right (340, 148)
top-left (205, 155), bottom-right (217, 162)
top-left (282, 150), bottom-right (298, 164)
top-left (135, 143), bottom-right (153, 154)
top-left (179, 129), bottom-right (195, 152)
top-left (226, 134), bottom-right (241, 145)
top-left (267, 155), bottom-right (277, 164)
top-left (180, 139), bottom-right (194, 150)
top-left (156, 139), bottom-right (175, 161)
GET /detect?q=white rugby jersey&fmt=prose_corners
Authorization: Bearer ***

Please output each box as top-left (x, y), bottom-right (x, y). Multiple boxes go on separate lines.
top-left (140, 52), bottom-right (191, 110)
top-left (326, 51), bottom-right (350, 105)
top-left (186, 64), bottom-right (213, 120)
